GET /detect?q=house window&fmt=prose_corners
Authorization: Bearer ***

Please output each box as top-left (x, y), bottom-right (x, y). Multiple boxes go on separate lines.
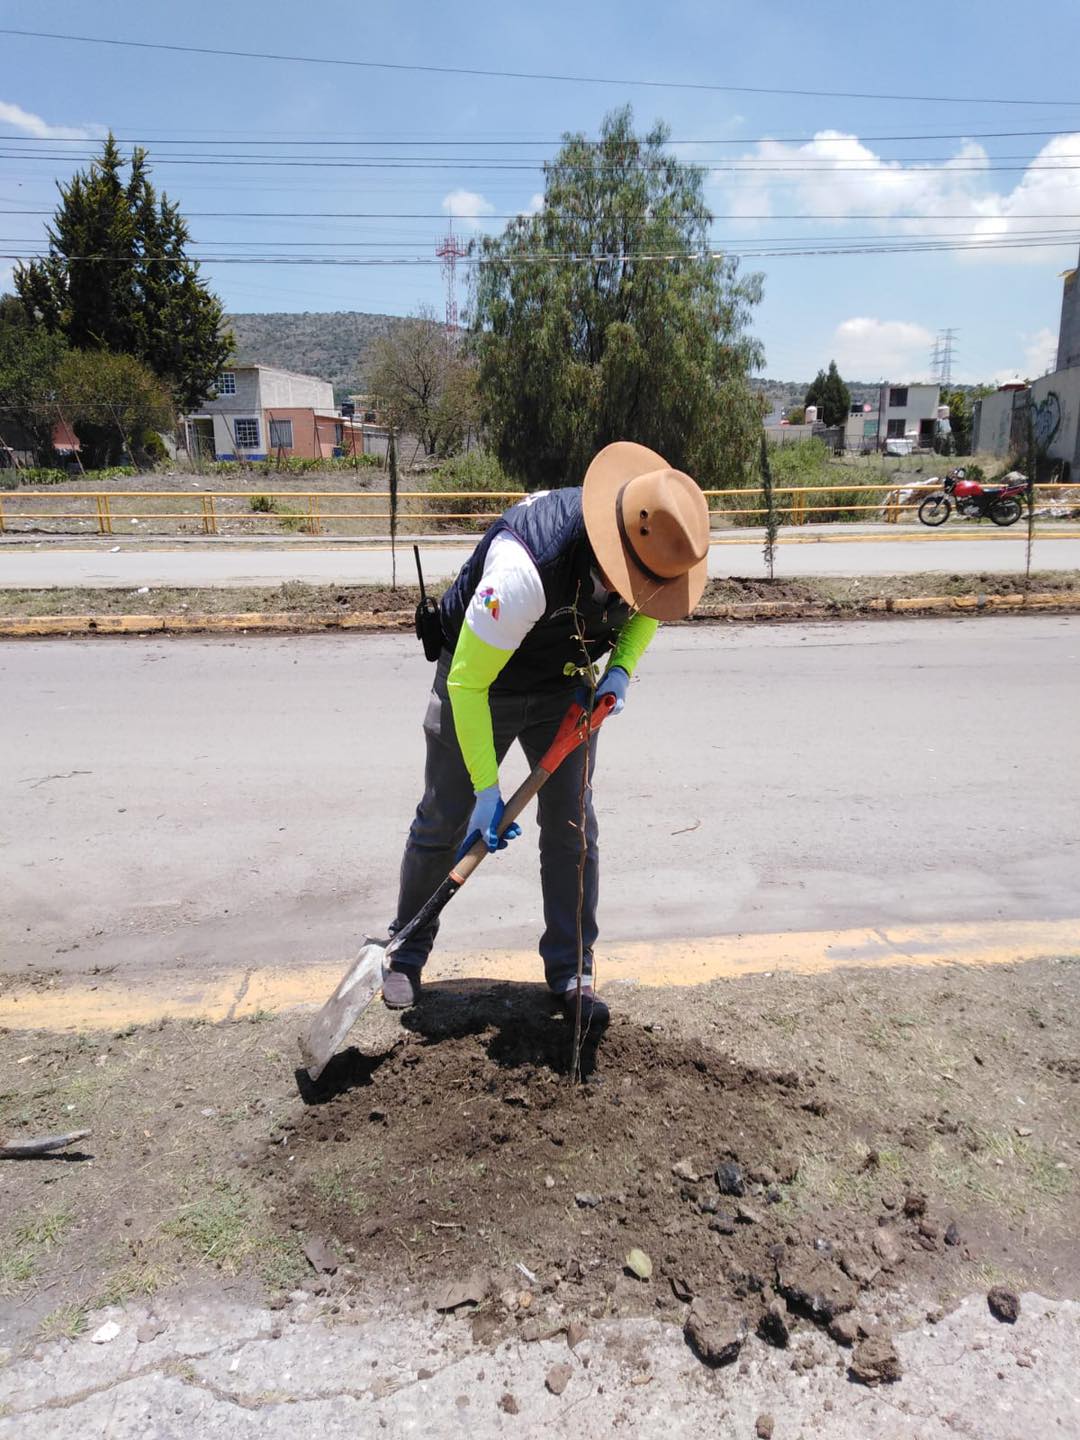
top-left (888, 387), bottom-right (908, 409)
top-left (886, 419), bottom-right (907, 439)
top-left (918, 418), bottom-right (936, 444)
top-left (268, 418), bottom-right (293, 449)
top-left (216, 372), bottom-right (236, 395)
top-left (233, 417), bottom-right (260, 449)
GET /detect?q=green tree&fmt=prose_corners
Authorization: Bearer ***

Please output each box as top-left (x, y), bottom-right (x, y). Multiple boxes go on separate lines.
top-left (55, 349), bottom-right (172, 468)
top-left (15, 135), bottom-right (231, 411)
top-left (943, 386), bottom-right (990, 455)
top-left (471, 107), bottom-right (764, 489)
top-left (804, 360), bottom-right (851, 428)
top-left (0, 295), bottom-right (70, 461)
top-left (368, 306), bottom-right (479, 457)
top-left (785, 404), bottom-right (806, 425)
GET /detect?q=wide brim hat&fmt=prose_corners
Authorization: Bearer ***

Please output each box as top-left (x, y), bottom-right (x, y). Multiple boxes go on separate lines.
top-left (582, 442), bottom-right (710, 622)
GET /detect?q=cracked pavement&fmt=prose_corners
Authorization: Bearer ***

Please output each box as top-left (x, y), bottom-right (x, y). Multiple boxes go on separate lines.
top-left (2, 1290), bottom-right (1078, 1438)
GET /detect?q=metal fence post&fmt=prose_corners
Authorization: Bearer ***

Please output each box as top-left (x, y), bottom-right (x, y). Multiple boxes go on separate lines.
top-left (0, 497), bottom-right (5, 535)
top-left (307, 494), bottom-right (321, 536)
top-left (201, 495), bottom-right (218, 535)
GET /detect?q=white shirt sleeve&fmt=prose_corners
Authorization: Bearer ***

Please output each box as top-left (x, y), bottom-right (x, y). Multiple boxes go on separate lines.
top-left (463, 533), bottom-right (546, 652)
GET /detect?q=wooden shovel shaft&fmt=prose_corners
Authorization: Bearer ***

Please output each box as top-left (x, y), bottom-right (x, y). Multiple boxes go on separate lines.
top-left (385, 692), bottom-right (615, 958)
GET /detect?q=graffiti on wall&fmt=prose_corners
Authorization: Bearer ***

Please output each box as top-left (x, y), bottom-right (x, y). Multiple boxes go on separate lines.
top-left (1032, 391), bottom-right (1062, 452)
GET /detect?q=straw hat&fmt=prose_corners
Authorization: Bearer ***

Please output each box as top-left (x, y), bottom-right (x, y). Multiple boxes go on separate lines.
top-left (582, 442), bottom-right (710, 621)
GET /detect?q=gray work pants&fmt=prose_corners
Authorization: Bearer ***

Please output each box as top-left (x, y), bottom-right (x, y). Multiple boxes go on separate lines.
top-left (390, 653), bottom-right (598, 992)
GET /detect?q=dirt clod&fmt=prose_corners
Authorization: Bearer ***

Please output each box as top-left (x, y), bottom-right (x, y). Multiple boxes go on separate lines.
top-left (758, 1297), bottom-right (791, 1349)
top-left (944, 1221), bottom-right (961, 1247)
top-left (755, 1414), bottom-right (775, 1440)
top-left (302, 1237), bottom-right (339, 1274)
top-left (828, 1312), bottom-right (859, 1348)
top-left (545, 1362), bottom-right (573, 1396)
top-left (987, 1286), bottom-right (1021, 1324)
top-left (685, 1298), bottom-right (748, 1368)
top-left (499, 1393), bottom-right (520, 1414)
top-left (850, 1333), bottom-right (903, 1385)
top-left (775, 1256), bottom-right (857, 1324)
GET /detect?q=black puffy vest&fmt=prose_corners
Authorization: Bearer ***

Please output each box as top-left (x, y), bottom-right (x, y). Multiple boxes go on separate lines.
top-left (439, 488), bottom-right (630, 693)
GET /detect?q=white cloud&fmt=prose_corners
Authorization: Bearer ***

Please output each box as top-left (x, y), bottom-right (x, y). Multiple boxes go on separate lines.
top-left (1022, 326), bottom-right (1058, 377)
top-left (0, 99), bottom-right (100, 140)
top-left (441, 189), bottom-right (495, 233)
top-left (0, 261), bottom-right (14, 296)
top-left (521, 192), bottom-right (544, 217)
top-left (830, 317), bottom-right (935, 380)
top-left (714, 129), bottom-right (1080, 266)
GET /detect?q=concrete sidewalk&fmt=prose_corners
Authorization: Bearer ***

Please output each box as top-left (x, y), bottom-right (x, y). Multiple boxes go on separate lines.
top-left (1, 1289), bottom-right (1075, 1438)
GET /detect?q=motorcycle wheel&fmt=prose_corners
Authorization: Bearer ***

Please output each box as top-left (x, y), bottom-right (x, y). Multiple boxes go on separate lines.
top-left (989, 497), bottom-right (1023, 527)
top-left (918, 495), bottom-right (951, 527)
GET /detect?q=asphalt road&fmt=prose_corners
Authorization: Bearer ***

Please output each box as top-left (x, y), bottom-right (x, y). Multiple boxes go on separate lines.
top-left (3, 617), bottom-right (1078, 984)
top-left (2, 530), bottom-right (1080, 586)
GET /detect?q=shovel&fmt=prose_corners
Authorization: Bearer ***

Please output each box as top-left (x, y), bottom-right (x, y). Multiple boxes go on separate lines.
top-left (299, 691), bottom-right (617, 1081)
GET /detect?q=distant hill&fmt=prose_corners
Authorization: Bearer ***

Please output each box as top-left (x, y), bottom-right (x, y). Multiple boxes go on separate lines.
top-left (224, 310), bottom-right (405, 400)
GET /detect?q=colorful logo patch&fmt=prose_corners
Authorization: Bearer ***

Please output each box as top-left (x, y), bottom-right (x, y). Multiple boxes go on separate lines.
top-left (478, 586), bottom-right (500, 621)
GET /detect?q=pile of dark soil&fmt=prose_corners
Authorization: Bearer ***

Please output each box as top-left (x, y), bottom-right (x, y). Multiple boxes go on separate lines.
top-left (266, 990), bottom-right (967, 1359)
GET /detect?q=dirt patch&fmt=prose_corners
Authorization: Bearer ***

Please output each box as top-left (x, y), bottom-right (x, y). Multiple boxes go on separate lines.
top-left (1, 958), bottom-right (1077, 1355)
top-left (264, 993), bottom-right (972, 1351)
top-left (1, 571), bottom-right (1078, 625)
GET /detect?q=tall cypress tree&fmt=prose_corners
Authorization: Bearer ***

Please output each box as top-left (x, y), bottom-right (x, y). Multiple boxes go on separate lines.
top-left (15, 135), bottom-right (231, 411)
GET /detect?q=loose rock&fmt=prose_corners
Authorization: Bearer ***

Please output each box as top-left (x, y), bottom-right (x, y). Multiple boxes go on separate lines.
top-left (987, 1287), bottom-right (1021, 1324)
top-left (672, 1158), bottom-right (700, 1183)
top-left (432, 1274), bottom-right (488, 1312)
top-left (575, 1192), bottom-right (601, 1209)
top-left (567, 1320), bottom-right (589, 1350)
top-left (715, 1161), bottom-right (746, 1197)
top-left (872, 1226), bottom-right (902, 1265)
top-left (850, 1333), bottom-right (902, 1385)
top-left (90, 1321), bottom-right (120, 1345)
top-left (684, 1298), bottom-right (748, 1368)
top-left (944, 1221), bottom-right (961, 1247)
top-left (135, 1318), bottom-right (166, 1344)
top-left (755, 1415), bottom-right (775, 1440)
top-left (499, 1393), bottom-right (520, 1415)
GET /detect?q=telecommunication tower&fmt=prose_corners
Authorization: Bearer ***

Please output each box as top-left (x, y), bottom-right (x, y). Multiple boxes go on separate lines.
top-left (435, 217), bottom-right (469, 330)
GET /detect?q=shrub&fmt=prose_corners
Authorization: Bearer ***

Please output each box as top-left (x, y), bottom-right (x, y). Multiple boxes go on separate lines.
top-left (423, 451), bottom-right (520, 531)
top-left (139, 431), bottom-right (170, 465)
top-left (249, 494), bottom-right (276, 513)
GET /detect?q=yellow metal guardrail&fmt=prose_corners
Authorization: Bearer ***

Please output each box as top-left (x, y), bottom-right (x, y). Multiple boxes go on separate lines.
top-left (0, 482), bottom-right (1077, 536)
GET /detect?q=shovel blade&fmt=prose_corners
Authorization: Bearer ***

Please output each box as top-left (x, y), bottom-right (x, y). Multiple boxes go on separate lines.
top-left (299, 941), bottom-right (387, 1082)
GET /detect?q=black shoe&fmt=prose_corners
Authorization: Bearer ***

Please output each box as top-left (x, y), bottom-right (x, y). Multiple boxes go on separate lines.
top-left (557, 984), bottom-right (610, 1029)
top-left (382, 963), bottom-right (422, 1010)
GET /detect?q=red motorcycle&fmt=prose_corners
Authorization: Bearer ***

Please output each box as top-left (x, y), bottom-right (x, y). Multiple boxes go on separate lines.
top-left (918, 468), bottom-right (1028, 528)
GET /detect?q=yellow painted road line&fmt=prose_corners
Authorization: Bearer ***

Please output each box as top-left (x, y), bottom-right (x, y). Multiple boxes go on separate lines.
top-left (2, 918), bottom-right (1077, 1033)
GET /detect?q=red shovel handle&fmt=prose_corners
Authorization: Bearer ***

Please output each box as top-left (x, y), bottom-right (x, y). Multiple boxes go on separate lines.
top-left (538, 690), bottom-right (617, 775)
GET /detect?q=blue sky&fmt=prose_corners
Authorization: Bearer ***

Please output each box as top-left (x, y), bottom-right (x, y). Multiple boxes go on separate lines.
top-left (2, 0), bottom-right (1080, 382)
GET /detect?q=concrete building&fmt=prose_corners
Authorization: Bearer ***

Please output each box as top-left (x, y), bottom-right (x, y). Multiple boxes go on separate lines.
top-left (973, 248), bottom-right (1080, 478)
top-left (876, 382), bottom-right (942, 450)
top-left (182, 365), bottom-right (361, 462)
top-left (1057, 256), bottom-right (1080, 372)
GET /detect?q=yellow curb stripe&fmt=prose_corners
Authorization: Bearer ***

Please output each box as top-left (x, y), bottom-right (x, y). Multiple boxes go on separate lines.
top-left (2, 593), bottom-right (1079, 638)
top-left (3, 918), bottom-right (1077, 1033)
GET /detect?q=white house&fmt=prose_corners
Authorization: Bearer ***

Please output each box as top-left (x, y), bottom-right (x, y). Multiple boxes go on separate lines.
top-left (182, 365), bottom-right (361, 461)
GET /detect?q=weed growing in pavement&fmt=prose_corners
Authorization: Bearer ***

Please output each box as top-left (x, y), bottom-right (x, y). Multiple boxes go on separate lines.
top-left (94, 1260), bottom-right (173, 1309)
top-left (37, 1304), bottom-right (89, 1343)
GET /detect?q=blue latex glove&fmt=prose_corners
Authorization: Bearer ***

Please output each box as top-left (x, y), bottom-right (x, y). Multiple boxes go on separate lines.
top-left (459, 784), bottom-right (522, 858)
top-left (594, 665), bottom-right (630, 715)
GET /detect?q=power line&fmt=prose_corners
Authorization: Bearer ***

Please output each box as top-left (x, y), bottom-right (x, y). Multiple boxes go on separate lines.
top-left (6, 147), bottom-right (1080, 173)
top-left (1, 27), bottom-right (1078, 108)
top-left (5, 207), bottom-right (1080, 222)
top-left (2, 127), bottom-right (1077, 147)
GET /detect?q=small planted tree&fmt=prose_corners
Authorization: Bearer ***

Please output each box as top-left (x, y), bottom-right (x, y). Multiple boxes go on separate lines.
top-left (55, 350), bottom-right (172, 468)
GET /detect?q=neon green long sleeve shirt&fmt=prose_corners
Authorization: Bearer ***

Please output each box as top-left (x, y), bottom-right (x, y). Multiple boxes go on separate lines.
top-left (447, 611), bottom-right (659, 792)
